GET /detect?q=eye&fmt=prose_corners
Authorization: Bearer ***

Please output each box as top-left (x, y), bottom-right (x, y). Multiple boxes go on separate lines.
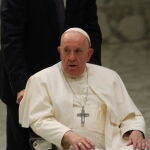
top-left (64, 48), bottom-right (70, 54)
top-left (75, 49), bottom-right (82, 54)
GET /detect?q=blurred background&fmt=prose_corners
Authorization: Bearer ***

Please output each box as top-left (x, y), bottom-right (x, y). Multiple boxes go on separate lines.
top-left (97, 0), bottom-right (150, 138)
top-left (0, 0), bottom-right (150, 149)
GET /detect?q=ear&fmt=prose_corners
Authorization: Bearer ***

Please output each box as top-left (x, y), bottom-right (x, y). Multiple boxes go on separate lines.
top-left (57, 46), bottom-right (60, 53)
top-left (87, 48), bottom-right (94, 62)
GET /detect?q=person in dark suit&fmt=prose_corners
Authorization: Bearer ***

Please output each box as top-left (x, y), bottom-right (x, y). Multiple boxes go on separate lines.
top-left (0, 0), bottom-right (102, 150)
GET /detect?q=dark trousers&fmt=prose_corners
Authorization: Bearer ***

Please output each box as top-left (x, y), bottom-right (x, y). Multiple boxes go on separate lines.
top-left (6, 104), bottom-right (31, 150)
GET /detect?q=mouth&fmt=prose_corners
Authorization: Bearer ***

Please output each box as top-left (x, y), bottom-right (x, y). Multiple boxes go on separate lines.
top-left (69, 64), bottom-right (76, 67)
top-left (68, 64), bottom-right (78, 69)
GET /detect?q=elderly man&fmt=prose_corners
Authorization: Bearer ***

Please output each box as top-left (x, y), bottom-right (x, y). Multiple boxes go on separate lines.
top-left (19, 28), bottom-right (149, 150)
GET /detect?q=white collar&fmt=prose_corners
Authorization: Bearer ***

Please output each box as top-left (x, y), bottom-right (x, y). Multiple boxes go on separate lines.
top-left (64, 0), bottom-right (67, 8)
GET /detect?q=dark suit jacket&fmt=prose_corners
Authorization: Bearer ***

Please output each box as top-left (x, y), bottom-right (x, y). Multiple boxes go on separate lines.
top-left (1, 0), bottom-right (102, 104)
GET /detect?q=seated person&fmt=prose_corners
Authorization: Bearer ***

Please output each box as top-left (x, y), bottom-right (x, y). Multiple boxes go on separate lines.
top-left (19, 28), bottom-right (149, 150)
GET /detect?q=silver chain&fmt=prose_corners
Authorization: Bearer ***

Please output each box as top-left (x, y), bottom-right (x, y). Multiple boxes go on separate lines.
top-left (59, 64), bottom-right (89, 107)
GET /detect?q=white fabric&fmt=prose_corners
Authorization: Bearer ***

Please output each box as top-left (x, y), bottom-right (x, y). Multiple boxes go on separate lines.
top-left (32, 139), bottom-right (134, 150)
top-left (33, 139), bottom-right (52, 150)
top-left (19, 62), bottom-right (146, 150)
top-left (64, 70), bottom-right (105, 149)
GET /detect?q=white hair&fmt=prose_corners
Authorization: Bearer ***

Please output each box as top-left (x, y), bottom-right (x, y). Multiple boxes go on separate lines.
top-left (63, 27), bottom-right (91, 47)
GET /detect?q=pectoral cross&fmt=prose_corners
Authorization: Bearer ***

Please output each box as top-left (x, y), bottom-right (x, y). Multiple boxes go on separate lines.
top-left (77, 106), bottom-right (89, 127)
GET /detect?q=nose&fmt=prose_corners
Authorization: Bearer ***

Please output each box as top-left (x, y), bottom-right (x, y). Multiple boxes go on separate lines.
top-left (69, 52), bottom-right (76, 61)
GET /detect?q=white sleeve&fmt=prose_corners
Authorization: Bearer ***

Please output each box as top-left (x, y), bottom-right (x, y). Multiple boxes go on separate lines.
top-left (19, 75), bottom-right (70, 148)
top-left (120, 113), bottom-right (146, 137)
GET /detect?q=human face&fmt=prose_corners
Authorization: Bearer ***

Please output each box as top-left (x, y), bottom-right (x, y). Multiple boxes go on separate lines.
top-left (58, 32), bottom-right (93, 77)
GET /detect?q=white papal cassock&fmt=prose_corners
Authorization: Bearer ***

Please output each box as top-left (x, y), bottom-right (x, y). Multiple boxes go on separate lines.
top-left (19, 62), bottom-right (146, 150)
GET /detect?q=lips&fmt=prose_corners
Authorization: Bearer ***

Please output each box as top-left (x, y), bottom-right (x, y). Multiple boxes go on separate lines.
top-left (69, 64), bottom-right (77, 67)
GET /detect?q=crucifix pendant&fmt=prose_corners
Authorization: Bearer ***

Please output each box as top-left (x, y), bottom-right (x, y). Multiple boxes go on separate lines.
top-left (77, 106), bottom-right (89, 127)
